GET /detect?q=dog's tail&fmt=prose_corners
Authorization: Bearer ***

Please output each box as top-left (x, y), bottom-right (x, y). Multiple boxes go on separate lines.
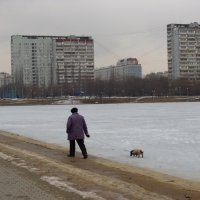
top-left (130, 150), bottom-right (133, 156)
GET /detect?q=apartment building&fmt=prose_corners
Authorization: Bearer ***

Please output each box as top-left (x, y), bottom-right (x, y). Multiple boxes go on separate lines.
top-left (55, 36), bottom-right (94, 85)
top-left (145, 71), bottom-right (168, 79)
top-left (11, 35), bottom-right (94, 87)
top-left (167, 22), bottom-right (200, 80)
top-left (95, 58), bottom-right (142, 80)
top-left (115, 58), bottom-right (142, 79)
top-left (0, 72), bottom-right (12, 87)
top-left (94, 65), bottom-right (115, 80)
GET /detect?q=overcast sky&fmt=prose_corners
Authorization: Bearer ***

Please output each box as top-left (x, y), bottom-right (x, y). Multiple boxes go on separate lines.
top-left (0, 0), bottom-right (200, 75)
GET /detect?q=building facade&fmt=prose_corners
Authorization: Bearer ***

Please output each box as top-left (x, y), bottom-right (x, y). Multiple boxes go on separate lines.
top-left (0, 72), bottom-right (12, 87)
top-left (167, 22), bottom-right (200, 80)
top-left (145, 71), bottom-right (168, 79)
top-left (115, 58), bottom-right (142, 79)
top-left (11, 35), bottom-right (94, 87)
top-left (95, 58), bottom-right (142, 80)
top-left (94, 65), bottom-right (115, 80)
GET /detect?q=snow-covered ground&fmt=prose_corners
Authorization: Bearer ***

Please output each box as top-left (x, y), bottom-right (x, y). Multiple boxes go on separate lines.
top-left (0, 103), bottom-right (200, 181)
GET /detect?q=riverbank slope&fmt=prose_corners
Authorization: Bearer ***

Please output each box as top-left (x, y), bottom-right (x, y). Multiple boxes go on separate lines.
top-left (1, 95), bottom-right (200, 106)
top-left (0, 130), bottom-right (200, 200)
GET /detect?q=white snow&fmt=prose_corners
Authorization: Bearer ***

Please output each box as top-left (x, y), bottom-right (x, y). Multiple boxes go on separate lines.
top-left (41, 176), bottom-right (106, 200)
top-left (0, 102), bottom-right (200, 181)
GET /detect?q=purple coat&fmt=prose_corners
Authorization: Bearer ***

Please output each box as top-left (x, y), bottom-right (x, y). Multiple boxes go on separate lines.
top-left (66, 113), bottom-right (88, 140)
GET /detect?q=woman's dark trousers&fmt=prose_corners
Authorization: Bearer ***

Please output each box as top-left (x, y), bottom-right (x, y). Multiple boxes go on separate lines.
top-left (69, 139), bottom-right (87, 156)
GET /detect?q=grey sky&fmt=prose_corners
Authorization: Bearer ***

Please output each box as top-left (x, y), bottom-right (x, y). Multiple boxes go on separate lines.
top-left (0, 0), bottom-right (199, 75)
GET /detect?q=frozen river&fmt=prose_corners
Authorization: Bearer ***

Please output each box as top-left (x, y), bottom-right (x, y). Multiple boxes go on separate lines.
top-left (0, 102), bottom-right (200, 181)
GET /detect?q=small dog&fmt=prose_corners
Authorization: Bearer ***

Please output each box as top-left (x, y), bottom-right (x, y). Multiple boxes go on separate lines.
top-left (130, 149), bottom-right (143, 158)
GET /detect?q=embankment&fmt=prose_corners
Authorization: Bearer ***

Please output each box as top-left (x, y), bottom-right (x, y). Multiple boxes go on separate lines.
top-left (0, 130), bottom-right (200, 200)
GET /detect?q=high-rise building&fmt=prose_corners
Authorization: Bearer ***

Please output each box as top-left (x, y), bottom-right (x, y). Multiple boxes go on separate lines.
top-left (95, 58), bottom-right (142, 80)
top-left (167, 22), bottom-right (200, 80)
top-left (115, 58), bottom-right (142, 79)
top-left (11, 35), bottom-right (94, 87)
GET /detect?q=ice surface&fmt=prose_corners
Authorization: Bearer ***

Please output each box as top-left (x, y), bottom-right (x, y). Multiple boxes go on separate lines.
top-left (0, 102), bottom-right (200, 181)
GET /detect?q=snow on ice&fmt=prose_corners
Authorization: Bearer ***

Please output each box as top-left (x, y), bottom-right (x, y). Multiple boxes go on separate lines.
top-left (0, 102), bottom-right (200, 181)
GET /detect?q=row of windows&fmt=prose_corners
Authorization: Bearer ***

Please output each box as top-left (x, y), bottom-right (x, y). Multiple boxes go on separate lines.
top-left (179, 30), bottom-right (200, 34)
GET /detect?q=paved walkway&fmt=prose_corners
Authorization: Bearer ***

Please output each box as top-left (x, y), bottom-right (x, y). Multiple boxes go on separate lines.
top-left (0, 158), bottom-right (57, 200)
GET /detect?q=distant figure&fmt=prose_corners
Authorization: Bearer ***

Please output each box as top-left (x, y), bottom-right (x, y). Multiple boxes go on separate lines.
top-left (66, 107), bottom-right (90, 159)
